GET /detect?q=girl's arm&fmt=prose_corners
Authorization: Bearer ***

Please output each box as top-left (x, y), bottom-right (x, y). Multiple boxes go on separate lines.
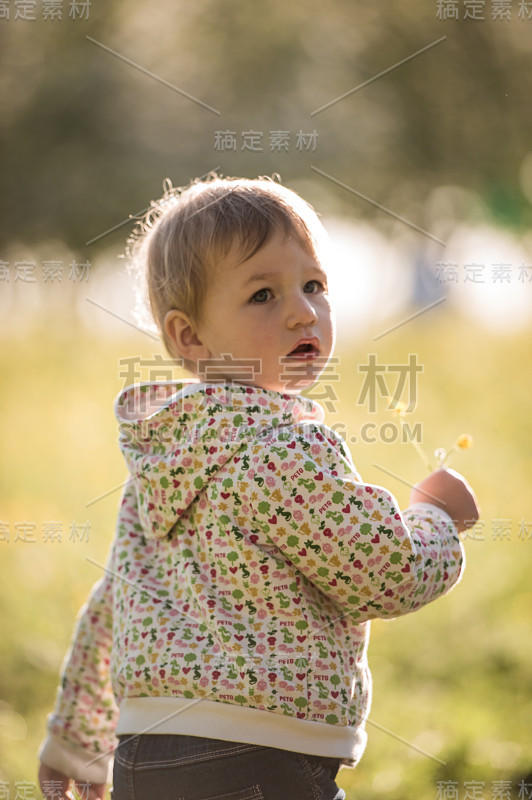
top-left (247, 425), bottom-right (468, 623)
top-left (38, 569), bottom-right (118, 786)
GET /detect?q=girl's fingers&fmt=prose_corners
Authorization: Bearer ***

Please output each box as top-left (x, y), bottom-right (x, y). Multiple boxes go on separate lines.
top-left (73, 781), bottom-right (107, 800)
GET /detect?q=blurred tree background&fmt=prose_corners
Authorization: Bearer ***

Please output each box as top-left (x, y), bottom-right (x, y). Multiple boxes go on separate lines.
top-left (1, 0), bottom-right (532, 251)
top-left (1, 1), bottom-right (531, 798)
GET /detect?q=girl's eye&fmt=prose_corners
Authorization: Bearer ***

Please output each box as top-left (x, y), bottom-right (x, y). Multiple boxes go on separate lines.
top-left (250, 288), bottom-right (272, 304)
top-left (304, 280), bottom-right (324, 294)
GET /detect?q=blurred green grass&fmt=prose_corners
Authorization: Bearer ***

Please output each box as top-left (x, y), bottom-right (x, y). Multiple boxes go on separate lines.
top-left (0, 310), bottom-right (531, 798)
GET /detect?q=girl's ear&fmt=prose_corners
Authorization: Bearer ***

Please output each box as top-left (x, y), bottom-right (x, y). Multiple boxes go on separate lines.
top-left (164, 310), bottom-right (211, 363)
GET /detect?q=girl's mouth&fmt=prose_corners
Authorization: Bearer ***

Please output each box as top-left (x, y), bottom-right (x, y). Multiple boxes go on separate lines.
top-left (286, 342), bottom-right (320, 360)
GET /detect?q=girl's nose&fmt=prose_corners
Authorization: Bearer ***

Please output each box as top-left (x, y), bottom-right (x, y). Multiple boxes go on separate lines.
top-left (286, 292), bottom-right (318, 328)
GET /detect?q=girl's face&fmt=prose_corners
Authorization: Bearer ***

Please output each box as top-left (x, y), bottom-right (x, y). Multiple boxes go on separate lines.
top-left (192, 228), bottom-right (336, 394)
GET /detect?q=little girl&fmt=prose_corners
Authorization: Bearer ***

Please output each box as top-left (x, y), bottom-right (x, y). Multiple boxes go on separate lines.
top-left (38, 176), bottom-right (478, 800)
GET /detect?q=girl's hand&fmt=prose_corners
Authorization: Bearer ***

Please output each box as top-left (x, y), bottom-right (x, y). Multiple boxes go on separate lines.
top-left (410, 468), bottom-right (479, 533)
top-left (38, 763), bottom-right (107, 800)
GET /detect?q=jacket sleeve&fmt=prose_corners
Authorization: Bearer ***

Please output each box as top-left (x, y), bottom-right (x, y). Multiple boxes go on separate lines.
top-left (247, 424), bottom-right (465, 624)
top-left (38, 569), bottom-right (118, 784)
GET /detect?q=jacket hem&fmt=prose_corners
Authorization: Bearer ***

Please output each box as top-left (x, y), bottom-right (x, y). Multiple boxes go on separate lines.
top-left (115, 696), bottom-right (366, 767)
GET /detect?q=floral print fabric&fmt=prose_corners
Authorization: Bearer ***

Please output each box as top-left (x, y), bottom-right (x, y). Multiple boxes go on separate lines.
top-left (42, 382), bottom-right (464, 781)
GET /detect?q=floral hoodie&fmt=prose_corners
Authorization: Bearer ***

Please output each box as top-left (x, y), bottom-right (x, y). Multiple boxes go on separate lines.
top-left (39, 382), bottom-right (465, 784)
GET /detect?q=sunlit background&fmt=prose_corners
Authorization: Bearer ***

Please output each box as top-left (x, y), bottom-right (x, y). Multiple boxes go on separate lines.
top-left (1, 2), bottom-right (531, 797)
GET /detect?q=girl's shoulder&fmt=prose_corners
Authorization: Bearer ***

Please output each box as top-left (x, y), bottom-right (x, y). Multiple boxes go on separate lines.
top-left (252, 419), bottom-right (357, 477)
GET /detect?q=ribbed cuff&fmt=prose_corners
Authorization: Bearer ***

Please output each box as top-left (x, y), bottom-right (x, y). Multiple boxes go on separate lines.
top-left (405, 502), bottom-right (457, 531)
top-left (38, 734), bottom-right (113, 785)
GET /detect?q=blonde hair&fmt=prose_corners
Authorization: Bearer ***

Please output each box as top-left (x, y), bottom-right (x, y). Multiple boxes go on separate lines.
top-left (127, 174), bottom-right (327, 359)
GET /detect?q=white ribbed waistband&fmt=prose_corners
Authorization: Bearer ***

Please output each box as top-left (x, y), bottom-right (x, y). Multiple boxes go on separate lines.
top-left (116, 696), bottom-right (365, 767)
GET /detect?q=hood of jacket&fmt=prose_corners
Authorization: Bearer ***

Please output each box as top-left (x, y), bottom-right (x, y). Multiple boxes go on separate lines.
top-left (115, 381), bottom-right (324, 539)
